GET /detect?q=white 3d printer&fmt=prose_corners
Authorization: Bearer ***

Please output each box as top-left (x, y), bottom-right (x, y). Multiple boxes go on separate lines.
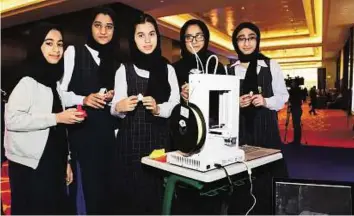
top-left (168, 52), bottom-right (245, 172)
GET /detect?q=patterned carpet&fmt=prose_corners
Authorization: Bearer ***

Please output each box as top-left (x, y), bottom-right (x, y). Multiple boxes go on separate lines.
top-left (1, 161), bottom-right (10, 215)
top-left (278, 103), bottom-right (354, 148)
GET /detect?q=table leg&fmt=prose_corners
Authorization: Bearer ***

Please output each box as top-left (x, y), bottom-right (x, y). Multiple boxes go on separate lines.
top-left (162, 175), bottom-right (204, 215)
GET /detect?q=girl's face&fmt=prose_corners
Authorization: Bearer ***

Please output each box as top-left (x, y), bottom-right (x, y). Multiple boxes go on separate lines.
top-left (236, 28), bottom-right (258, 55)
top-left (91, 13), bottom-right (114, 45)
top-left (184, 24), bottom-right (205, 54)
top-left (41, 29), bottom-right (64, 64)
top-left (134, 22), bottom-right (157, 54)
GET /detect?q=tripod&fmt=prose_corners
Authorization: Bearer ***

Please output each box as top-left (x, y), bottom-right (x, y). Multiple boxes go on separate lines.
top-left (283, 103), bottom-right (308, 145)
top-left (283, 103), bottom-right (291, 144)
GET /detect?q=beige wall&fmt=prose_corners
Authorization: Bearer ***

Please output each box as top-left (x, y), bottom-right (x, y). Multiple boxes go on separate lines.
top-left (323, 58), bottom-right (337, 89)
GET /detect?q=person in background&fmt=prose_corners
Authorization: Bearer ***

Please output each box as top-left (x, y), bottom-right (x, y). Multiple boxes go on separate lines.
top-left (60, 6), bottom-right (120, 214)
top-left (302, 87), bottom-right (308, 103)
top-left (111, 13), bottom-right (179, 214)
top-left (309, 86), bottom-right (318, 115)
top-left (4, 23), bottom-right (82, 215)
top-left (289, 80), bottom-right (303, 145)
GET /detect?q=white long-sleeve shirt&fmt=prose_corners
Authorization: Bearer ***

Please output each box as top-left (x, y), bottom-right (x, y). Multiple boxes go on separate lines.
top-left (60, 44), bottom-right (102, 107)
top-left (111, 64), bottom-right (180, 118)
top-left (230, 59), bottom-right (289, 111)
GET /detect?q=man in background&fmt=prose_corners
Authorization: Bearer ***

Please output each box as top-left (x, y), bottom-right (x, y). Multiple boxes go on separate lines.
top-left (309, 86), bottom-right (317, 115)
top-left (289, 80), bottom-right (303, 145)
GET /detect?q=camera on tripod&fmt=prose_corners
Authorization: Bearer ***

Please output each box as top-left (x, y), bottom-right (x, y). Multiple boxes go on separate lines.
top-left (285, 75), bottom-right (304, 88)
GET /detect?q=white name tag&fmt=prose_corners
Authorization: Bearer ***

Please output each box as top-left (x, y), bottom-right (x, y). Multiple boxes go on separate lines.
top-left (180, 106), bottom-right (189, 119)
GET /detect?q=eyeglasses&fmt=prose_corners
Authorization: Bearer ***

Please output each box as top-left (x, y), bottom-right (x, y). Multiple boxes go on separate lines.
top-left (184, 34), bottom-right (205, 42)
top-left (237, 36), bottom-right (257, 43)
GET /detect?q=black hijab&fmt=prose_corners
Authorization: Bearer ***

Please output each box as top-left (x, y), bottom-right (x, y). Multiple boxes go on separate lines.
top-left (86, 6), bottom-right (119, 90)
top-left (24, 23), bottom-right (65, 119)
top-left (174, 19), bottom-right (224, 87)
top-left (25, 23), bottom-right (64, 88)
top-left (232, 22), bottom-right (269, 95)
top-left (130, 13), bottom-right (170, 104)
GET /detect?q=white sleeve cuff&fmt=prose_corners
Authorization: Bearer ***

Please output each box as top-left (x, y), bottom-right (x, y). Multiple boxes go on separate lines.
top-left (264, 97), bottom-right (277, 110)
top-left (75, 96), bottom-right (85, 106)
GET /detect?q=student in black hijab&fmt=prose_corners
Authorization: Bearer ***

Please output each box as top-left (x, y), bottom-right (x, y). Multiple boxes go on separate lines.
top-left (5, 23), bottom-right (84, 215)
top-left (60, 6), bottom-right (120, 214)
top-left (227, 22), bottom-right (289, 215)
top-left (173, 19), bottom-right (226, 125)
top-left (174, 19), bottom-right (226, 92)
top-left (229, 22), bottom-right (289, 149)
top-left (173, 19), bottom-right (226, 85)
top-left (111, 13), bottom-right (179, 214)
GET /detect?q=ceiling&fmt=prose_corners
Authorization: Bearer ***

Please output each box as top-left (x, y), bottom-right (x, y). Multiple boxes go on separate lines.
top-left (1, 0), bottom-right (354, 69)
top-left (195, 0), bottom-right (308, 39)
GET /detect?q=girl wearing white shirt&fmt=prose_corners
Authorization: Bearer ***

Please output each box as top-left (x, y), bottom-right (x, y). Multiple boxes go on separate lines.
top-left (228, 23), bottom-right (289, 215)
top-left (60, 7), bottom-right (121, 214)
top-left (229, 22), bottom-right (289, 149)
top-left (111, 13), bottom-right (179, 214)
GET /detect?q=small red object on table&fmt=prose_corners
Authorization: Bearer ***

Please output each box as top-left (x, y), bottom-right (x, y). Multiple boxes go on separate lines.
top-left (153, 155), bottom-right (167, 163)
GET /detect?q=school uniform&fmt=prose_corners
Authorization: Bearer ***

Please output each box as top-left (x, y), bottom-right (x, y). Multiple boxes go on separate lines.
top-left (230, 59), bottom-right (289, 148)
top-left (61, 44), bottom-right (120, 214)
top-left (111, 63), bottom-right (179, 214)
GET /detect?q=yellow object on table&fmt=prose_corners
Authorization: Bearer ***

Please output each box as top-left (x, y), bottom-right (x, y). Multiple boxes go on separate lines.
top-left (149, 149), bottom-right (166, 159)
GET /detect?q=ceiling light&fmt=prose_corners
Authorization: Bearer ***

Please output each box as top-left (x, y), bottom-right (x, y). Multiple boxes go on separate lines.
top-left (0, 0), bottom-right (46, 13)
top-left (280, 62), bottom-right (323, 70)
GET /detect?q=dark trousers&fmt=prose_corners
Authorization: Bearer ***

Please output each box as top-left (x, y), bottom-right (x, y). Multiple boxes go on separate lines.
top-left (291, 107), bottom-right (303, 144)
top-left (309, 100), bottom-right (317, 115)
top-left (116, 164), bottom-right (164, 215)
top-left (70, 150), bottom-right (117, 215)
top-left (8, 160), bottom-right (69, 215)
